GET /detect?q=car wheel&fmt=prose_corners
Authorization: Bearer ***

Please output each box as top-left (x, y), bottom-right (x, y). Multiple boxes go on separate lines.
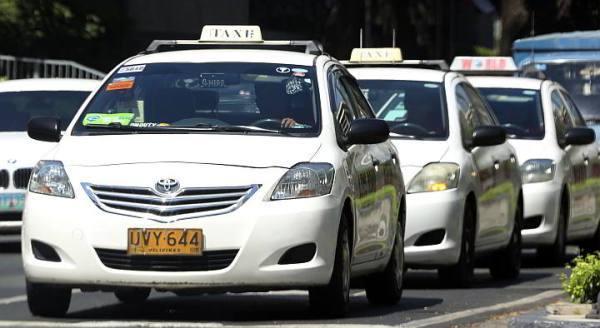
top-left (438, 203), bottom-right (475, 288)
top-left (489, 199), bottom-right (522, 280)
top-left (27, 281), bottom-right (71, 317)
top-left (309, 215), bottom-right (350, 317)
top-left (537, 202), bottom-right (567, 266)
top-left (580, 221), bottom-right (600, 255)
top-left (114, 287), bottom-right (151, 304)
top-left (365, 220), bottom-right (404, 305)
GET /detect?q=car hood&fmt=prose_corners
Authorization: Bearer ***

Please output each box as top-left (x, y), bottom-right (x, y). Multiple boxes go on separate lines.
top-left (391, 139), bottom-right (449, 184)
top-left (0, 132), bottom-right (58, 166)
top-left (54, 134), bottom-right (322, 168)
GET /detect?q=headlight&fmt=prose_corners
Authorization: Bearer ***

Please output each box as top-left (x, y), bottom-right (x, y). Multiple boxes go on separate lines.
top-left (408, 163), bottom-right (460, 193)
top-left (521, 159), bottom-right (555, 184)
top-left (29, 160), bottom-right (74, 198)
top-left (271, 163), bottom-right (334, 200)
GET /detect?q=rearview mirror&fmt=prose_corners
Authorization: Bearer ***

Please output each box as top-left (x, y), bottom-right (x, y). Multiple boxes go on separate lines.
top-left (471, 125), bottom-right (506, 148)
top-left (347, 118), bottom-right (389, 145)
top-left (28, 117), bottom-right (61, 142)
top-left (565, 127), bottom-right (595, 146)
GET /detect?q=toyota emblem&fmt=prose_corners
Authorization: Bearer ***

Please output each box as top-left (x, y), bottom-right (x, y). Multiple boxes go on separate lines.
top-left (155, 178), bottom-right (180, 194)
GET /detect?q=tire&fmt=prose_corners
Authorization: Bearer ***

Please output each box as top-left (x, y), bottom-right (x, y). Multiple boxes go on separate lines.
top-left (365, 220), bottom-right (404, 305)
top-left (27, 281), bottom-right (71, 317)
top-left (114, 288), bottom-right (151, 304)
top-left (438, 202), bottom-right (475, 288)
top-left (489, 199), bottom-right (522, 280)
top-left (581, 223), bottom-right (600, 255)
top-left (309, 215), bottom-right (351, 317)
top-left (538, 201), bottom-right (567, 266)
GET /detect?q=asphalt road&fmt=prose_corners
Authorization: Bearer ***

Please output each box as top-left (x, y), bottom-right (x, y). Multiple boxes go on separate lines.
top-left (0, 235), bottom-right (569, 327)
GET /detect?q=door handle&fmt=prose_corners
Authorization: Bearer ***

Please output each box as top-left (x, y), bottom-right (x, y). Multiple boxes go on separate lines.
top-left (390, 153), bottom-right (398, 164)
top-left (509, 154), bottom-right (516, 164)
top-left (584, 157), bottom-right (590, 166)
top-left (493, 161), bottom-right (501, 170)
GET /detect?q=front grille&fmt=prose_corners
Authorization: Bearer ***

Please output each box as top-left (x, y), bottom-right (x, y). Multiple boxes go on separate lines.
top-left (0, 170), bottom-right (8, 189)
top-left (83, 184), bottom-right (258, 219)
top-left (95, 248), bottom-right (238, 271)
top-left (13, 168), bottom-right (32, 189)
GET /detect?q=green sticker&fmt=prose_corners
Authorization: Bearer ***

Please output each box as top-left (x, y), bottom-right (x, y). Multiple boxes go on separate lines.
top-left (82, 113), bottom-right (135, 126)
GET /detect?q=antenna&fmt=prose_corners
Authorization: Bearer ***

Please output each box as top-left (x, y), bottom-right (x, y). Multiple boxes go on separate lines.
top-left (529, 10), bottom-right (536, 77)
top-left (360, 28), bottom-right (363, 48)
top-left (392, 28), bottom-right (396, 48)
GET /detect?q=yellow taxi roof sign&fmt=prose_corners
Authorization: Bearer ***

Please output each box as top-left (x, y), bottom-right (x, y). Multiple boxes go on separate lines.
top-left (349, 48), bottom-right (403, 63)
top-left (200, 25), bottom-right (263, 43)
top-left (450, 56), bottom-right (517, 71)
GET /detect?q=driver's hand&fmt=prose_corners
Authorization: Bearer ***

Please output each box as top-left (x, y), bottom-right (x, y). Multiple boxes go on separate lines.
top-left (281, 118), bottom-right (298, 128)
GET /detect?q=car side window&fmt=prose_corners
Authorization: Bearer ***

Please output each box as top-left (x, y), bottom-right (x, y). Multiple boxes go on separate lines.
top-left (551, 90), bottom-right (573, 145)
top-left (464, 84), bottom-right (496, 126)
top-left (329, 68), bottom-right (356, 135)
top-left (456, 83), bottom-right (478, 147)
top-left (560, 90), bottom-right (586, 127)
top-left (342, 76), bottom-right (375, 119)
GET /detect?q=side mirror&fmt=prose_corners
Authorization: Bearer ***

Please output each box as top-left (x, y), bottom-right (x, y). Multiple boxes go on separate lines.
top-left (28, 117), bottom-right (61, 142)
top-left (471, 125), bottom-right (506, 148)
top-left (565, 127), bottom-right (595, 146)
top-left (347, 118), bottom-right (389, 145)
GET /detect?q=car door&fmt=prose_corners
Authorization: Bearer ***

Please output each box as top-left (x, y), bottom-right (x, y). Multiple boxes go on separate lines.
top-left (329, 67), bottom-right (379, 264)
top-left (343, 75), bottom-right (400, 261)
top-left (455, 82), bottom-right (501, 248)
top-left (465, 83), bottom-right (516, 245)
top-left (559, 89), bottom-right (599, 236)
top-left (551, 89), bottom-right (591, 237)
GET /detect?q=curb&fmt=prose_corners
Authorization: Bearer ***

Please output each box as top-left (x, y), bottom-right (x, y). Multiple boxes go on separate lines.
top-left (509, 309), bottom-right (600, 328)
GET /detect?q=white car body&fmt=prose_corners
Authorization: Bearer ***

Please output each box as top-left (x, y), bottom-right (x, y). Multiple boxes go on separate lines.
top-left (0, 79), bottom-right (99, 233)
top-left (469, 76), bottom-right (600, 250)
top-left (22, 48), bottom-right (405, 300)
top-left (349, 67), bottom-right (522, 270)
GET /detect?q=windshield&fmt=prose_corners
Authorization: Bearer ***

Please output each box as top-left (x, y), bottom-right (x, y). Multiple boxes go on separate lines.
top-left (522, 61), bottom-right (600, 122)
top-left (0, 91), bottom-right (89, 132)
top-left (477, 88), bottom-right (544, 139)
top-left (72, 63), bottom-right (319, 136)
top-left (357, 80), bottom-right (447, 139)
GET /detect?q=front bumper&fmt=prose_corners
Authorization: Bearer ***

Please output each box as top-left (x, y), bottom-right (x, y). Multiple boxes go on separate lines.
top-left (521, 181), bottom-right (562, 247)
top-left (22, 189), bottom-right (341, 290)
top-left (404, 189), bottom-right (463, 267)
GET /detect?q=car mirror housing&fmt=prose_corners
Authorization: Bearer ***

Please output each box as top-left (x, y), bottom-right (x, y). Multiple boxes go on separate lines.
top-left (471, 125), bottom-right (506, 148)
top-left (565, 127), bottom-right (595, 146)
top-left (28, 117), bottom-right (61, 143)
top-left (346, 118), bottom-right (390, 145)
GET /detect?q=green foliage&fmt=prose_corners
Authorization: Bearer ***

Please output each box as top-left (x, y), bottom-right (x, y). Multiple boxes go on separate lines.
top-left (561, 252), bottom-right (600, 303)
top-left (473, 46), bottom-right (498, 57)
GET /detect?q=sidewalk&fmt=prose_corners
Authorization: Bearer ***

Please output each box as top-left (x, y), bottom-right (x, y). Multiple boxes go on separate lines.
top-left (508, 301), bottom-right (600, 327)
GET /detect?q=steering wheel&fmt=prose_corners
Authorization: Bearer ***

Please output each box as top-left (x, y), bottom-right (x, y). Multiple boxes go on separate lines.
top-left (501, 123), bottom-right (528, 136)
top-left (389, 122), bottom-right (430, 136)
top-left (251, 119), bottom-right (282, 130)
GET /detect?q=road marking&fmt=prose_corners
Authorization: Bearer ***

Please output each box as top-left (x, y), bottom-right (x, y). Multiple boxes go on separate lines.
top-left (0, 294), bottom-right (26, 305)
top-left (399, 289), bottom-right (564, 328)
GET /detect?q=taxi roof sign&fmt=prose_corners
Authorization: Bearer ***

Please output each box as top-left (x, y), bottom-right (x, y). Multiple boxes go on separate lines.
top-left (450, 56), bottom-right (518, 72)
top-left (349, 48), bottom-right (403, 63)
top-left (200, 25), bottom-right (263, 43)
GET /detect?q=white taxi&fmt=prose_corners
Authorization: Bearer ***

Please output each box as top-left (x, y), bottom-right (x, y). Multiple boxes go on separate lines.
top-left (22, 26), bottom-right (405, 317)
top-left (0, 78), bottom-right (99, 233)
top-left (462, 57), bottom-right (598, 264)
top-left (346, 48), bottom-right (523, 287)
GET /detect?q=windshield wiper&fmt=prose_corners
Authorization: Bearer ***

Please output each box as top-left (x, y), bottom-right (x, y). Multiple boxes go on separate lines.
top-left (186, 124), bottom-right (292, 135)
top-left (84, 123), bottom-right (292, 135)
top-left (390, 132), bottom-right (421, 140)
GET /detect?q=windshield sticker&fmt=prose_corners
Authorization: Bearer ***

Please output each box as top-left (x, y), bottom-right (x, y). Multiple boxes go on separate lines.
top-left (200, 73), bottom-right (226, 88)
top-left (523, 90), bottom-right (537, 96)
top-left (82, 113), bottom-right (135, 126)
top-left (107, 77), bottom-right (135, 91)
top-left (276, 67), bottom-right (291, 74)
top-left (285, 77), bottom-right (304, 95)
top-left (292, 68), bottom-right (308, 73)
top-left (117, 65), bottom-right (146, 74)
top-left (129, 122), bottom-right (171, 127)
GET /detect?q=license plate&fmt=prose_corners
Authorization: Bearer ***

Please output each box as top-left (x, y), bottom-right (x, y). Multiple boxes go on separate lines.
top-left (0, 193), bottom-right (25, 212)
top-left (127, 228), bottom-right (203, 256)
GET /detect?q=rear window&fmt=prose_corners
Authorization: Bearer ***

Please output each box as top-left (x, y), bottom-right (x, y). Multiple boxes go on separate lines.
top-left (478, 88), bottom-right (544, 139)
